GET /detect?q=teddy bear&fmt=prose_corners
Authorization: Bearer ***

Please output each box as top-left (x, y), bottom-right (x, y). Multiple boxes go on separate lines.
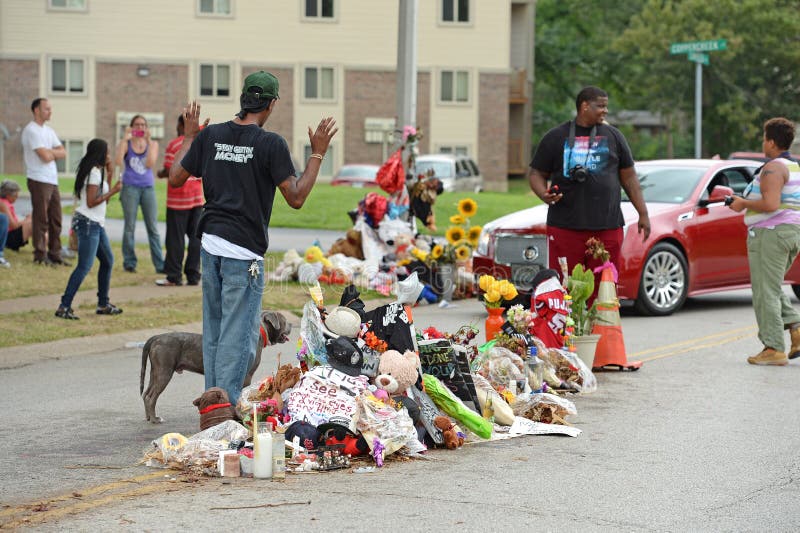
top-left (433, 416), bottom-right (464, 450)
top-left (374, 349), bottom-right (421, 422)
top-left (193, 387), bottom-right (238, 431)
top-left (268, 249), bottom-right (304, 282)
top-left (328, 228), bottom-right (364, 260)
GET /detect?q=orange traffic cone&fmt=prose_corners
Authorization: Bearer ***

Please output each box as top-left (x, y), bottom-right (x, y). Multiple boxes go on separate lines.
top-left (590, 266), bottom-right (642, 371)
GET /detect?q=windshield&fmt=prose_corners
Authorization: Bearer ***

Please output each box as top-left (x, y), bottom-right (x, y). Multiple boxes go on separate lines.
top-left (415, 160), bottom-right (454, 178)
top-left (337, 166), bottom-right (377, 178)
top-left (622, 165), bottom-right (707, 204)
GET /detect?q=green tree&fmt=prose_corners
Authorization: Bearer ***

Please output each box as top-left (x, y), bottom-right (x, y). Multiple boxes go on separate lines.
top-left (612, 0), bottom-right (800, 157)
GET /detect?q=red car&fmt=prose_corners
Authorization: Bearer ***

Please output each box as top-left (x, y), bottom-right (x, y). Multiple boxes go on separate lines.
top-left (473, 159), bottom-right (800, 316)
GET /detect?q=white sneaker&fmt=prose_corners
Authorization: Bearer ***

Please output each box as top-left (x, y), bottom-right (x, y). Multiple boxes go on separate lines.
top-left (0, 258), bottom-right (10, 268)
top-left (438, 299), bottom-right (458, 309)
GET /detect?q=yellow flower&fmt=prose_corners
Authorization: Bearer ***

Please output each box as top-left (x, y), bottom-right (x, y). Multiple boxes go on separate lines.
top-left (499, 280), bottom-right (518, 300)
top-left (458, 198), bottom-right (478, 218)
top-left (467, 225), bottom-right (482, 245)
top-left (454, 244), bottom-right (471, 261)
top-left (431, 244), bottom-right (444, 259)
top-left (445, 226), bottom-right (465, 245)
top-left (490, 279), bottom-right (502, 294)
top-left (478, 274), bottom-right (494, 291)
top-left (449, 214), bottom-right (465, 225)
top-left (484, 290), bottom-right (502, 304)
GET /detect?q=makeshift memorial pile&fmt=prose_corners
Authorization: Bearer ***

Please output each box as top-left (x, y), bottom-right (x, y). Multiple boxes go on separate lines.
top-left (143, 278), bottom-right (603, 479)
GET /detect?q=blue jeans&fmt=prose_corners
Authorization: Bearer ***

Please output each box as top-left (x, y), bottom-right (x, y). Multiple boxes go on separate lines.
top-left (61, 213), bottom-right (114, 308)
top-left (120, 183), bottom-right (164, 272)
top-left (201, 250), bottom-right (264, 405)
top-left (0, 213), bottom-right (8, 258)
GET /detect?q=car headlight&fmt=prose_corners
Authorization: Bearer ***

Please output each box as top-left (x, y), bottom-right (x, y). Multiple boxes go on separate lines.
top-left (476, 230), bottom-right (492, 256)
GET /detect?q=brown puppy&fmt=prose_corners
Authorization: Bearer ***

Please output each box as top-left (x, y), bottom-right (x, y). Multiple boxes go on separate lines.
top-left (140, 310), bottom-right (291, 423)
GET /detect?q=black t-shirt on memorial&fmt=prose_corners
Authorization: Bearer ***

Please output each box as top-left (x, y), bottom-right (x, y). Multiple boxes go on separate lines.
top-left (180, 121), bottom-right (295, 256)
top-left (530, 121), bottom-right (634, 231)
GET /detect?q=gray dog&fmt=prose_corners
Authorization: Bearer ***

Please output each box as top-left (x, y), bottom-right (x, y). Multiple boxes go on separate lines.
top-left (140, 310), bottom-right (291, 423)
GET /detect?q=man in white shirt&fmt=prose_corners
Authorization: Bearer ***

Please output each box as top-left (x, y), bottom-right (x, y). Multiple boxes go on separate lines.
top-left (21, 97), bottom-right (69, 266)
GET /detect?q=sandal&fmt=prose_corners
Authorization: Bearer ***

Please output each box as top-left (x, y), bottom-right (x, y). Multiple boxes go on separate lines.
top-left (96, 303), bottom-right (123, 315)
top-left (55, 306), bottom-right (79, 320)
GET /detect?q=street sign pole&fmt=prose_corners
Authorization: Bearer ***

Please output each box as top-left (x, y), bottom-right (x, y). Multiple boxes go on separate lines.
top-left (670, 39), bottom-right (726, 159)
top-left (695, 60), bottom-right (702, 158)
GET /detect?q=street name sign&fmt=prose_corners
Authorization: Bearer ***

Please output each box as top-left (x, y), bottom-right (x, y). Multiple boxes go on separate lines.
top-left (670, 39), bottom-right (727, 55)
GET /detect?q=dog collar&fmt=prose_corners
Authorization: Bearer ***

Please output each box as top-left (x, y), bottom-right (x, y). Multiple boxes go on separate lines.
top-left (198, 402), bottom-right (231, 415)
top-left (260, 325), bottom-right (270, 348)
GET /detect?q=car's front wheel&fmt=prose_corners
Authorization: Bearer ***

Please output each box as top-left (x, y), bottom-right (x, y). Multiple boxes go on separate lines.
top-left (633, 242), bottom-right (688, 316)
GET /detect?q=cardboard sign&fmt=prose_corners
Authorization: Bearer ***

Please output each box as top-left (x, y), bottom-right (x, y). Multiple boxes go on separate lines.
top-left (407, 385), bottom-right (444, 445)
top-left (285, 366), bottom-right (370, 432)
top-left (418, 339), bottom-right (480, 410)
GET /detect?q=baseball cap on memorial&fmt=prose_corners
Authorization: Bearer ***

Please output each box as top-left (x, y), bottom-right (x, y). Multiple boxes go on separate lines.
top-left (242, 70), bottom-right (280, 100)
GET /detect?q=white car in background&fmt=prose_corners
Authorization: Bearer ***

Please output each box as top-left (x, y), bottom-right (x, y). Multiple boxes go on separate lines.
top-left (415, 154), bottom-right (483, 192)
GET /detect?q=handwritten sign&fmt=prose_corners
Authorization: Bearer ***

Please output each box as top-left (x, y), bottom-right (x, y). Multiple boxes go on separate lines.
top-left (418, 339), bottom-right (480, 410)
top-left (286, 366), bottom-right (370, 432)
top-left (408, 386), bottom-right (444, 445)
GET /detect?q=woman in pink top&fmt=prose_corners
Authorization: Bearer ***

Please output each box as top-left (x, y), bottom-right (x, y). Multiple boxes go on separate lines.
top-left (0, 180), bottom-right (33, 251)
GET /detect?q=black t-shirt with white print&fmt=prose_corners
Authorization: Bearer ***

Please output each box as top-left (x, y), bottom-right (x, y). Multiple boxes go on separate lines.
top-left (180, 121), bottom-right (295, 256)
top-left (530, 120), bottom-right (634, 231)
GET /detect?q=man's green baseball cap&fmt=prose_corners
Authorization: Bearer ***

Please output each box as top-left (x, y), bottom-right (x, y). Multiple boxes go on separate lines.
top-left (241, 70), bottom-right (279, 100)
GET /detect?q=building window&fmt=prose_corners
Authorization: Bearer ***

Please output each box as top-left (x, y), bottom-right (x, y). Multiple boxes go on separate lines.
top-left (439, 145), bottom-right (469, 156)
top-left (304, 0), bottom-right (334, 19)
top-left (440, 70), bottom-right (469, 103)
top-left (50, 58), bottom-right (85, 94)
top-left (56, 140), bottom-right (85, 175)
top-left (304, 66), bottom-right (335, 100)
top-left (303, 144), bottom-right (333, 175)
top-left (441, 0), bottom-right (469, 23)
top-left (199, 64), bottom-right (230, 97)
top-left (198, 0), bottom-right (231, 16)
top-left (48, 0), bottom-right (87, 11)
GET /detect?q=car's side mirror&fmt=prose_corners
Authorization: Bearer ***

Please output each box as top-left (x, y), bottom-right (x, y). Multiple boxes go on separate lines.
top-left (700, 184), bottom-right (735, 207)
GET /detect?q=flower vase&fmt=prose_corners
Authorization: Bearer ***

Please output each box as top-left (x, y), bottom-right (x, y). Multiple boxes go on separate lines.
top-left (437, 263), bottom-right (456, 303)
top-left (485, 307), bottom-right (506, 342)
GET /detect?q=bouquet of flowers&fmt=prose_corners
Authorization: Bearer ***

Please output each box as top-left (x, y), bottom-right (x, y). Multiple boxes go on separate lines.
top-left (478, 274), bottom-right (519, 308)
top-left (428, 198), bottom-right (481, 265)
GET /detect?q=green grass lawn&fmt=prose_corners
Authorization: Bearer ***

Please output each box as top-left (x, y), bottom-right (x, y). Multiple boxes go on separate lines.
top-left (1, 174), bottom-right (539, 233)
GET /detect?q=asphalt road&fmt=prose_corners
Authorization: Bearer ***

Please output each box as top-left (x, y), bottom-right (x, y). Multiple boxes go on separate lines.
top-left (2, 290), bottom-right (800, 530)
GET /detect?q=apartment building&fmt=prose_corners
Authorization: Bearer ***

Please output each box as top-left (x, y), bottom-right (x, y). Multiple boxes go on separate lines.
top-left (0, 0), bottom-right (534, 191)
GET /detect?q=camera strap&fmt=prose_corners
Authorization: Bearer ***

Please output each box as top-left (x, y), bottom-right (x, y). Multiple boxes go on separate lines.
top-left (567, 120), bottom-right (597, 170)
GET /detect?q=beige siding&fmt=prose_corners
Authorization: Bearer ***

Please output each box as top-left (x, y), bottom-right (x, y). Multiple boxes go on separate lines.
top-left (0, 0), bottom-right (530, 180)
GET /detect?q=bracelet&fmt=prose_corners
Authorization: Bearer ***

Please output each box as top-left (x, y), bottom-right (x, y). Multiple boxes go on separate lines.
top-left (309, 153), bottom-right (324, 161)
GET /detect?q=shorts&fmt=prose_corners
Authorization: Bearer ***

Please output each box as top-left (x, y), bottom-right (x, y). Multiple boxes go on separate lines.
top-left (6, 227), bottom-right (26, 251)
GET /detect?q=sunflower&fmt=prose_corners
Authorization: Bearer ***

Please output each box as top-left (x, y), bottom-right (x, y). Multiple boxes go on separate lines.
top-left (467, 225), bottom-right (482, 245)
top-left (449, 214), bottom-right (465, 225)
top-left (454, 244), bottom-right (471, 261)
top-left (431, 244), bottom-right (444, 259)
top-left (457, 198), bottom-right (478, 218)
top-left (445, 226), bottom-right (465, 245)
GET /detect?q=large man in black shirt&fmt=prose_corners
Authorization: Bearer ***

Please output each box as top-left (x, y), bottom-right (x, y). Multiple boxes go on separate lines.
top-left (528, 86), bottom-right (650, 286)
top-left (169, 71), bottom-right (337, 404)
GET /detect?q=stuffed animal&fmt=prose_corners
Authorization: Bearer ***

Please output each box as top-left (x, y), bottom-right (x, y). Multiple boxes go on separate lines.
top-left (193, 387), bottom-right (238, 431)
top-left (269, 249), bottom-right (304, 282)
top-left (433, 416), bottom-right (464, 449)
top-left (328, 228), bottom-right (364, 260)
top-left (304, 245), bottom-right (332, 268)
top-left (374, 349), bottom-right (418, 397)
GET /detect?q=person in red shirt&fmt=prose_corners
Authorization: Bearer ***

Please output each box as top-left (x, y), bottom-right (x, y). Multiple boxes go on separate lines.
top-left (155, 115), bottom-right (204, 286)
top-left (0, 180), bottom-right (33, 252)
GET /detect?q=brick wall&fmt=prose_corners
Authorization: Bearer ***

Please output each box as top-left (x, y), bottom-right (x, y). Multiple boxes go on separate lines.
top-left (0, 59), bottom-right (40, 175)
top-left (241, 66), bottom-right (294, 149)
top-left (478, 72), bottom-right (510, 192)
top-left (343, 69), bottom-right (430, 166)
top-left (95, 62), bottom-right (188, 170)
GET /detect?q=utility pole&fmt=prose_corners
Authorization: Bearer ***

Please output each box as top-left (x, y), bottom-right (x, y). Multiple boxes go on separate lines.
top-left (396, 0), bottom-right (417, 142)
